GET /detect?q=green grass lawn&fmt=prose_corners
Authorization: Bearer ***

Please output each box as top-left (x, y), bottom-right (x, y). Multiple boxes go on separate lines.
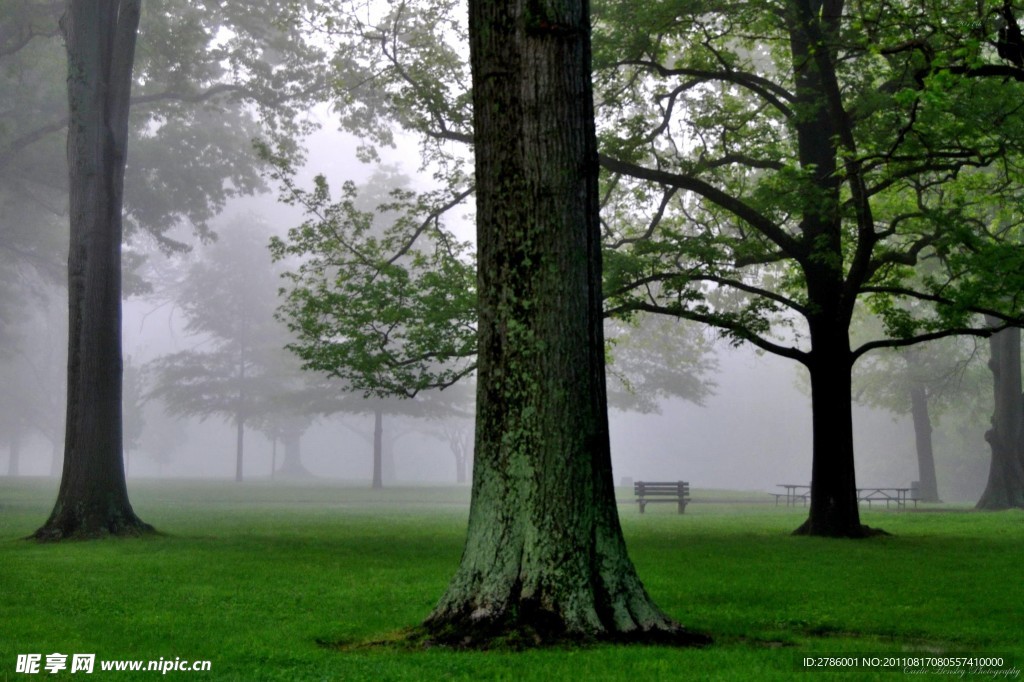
top-left (1, 478), bottom-right (1021, 680)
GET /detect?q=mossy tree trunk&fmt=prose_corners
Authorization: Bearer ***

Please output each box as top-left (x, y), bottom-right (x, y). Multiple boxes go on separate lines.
top-left (34, 0), bottom-right (151, 540)
top-left (423, 0), bottom-right (708, 646)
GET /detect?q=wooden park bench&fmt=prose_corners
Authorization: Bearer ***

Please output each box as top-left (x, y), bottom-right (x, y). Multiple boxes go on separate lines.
top-left (634, 481), bottom-right (690, 514)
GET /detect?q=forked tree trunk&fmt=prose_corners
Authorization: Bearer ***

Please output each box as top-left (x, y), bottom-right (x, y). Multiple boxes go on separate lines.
top-left (977, 324), bottom-right (1024, 509)
top-left (34, 1), bottom-right (151, 540)
top-left (423, 0), bottom-right (708, 646)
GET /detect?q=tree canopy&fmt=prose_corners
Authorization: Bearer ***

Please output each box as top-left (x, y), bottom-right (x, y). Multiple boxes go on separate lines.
top-left (286, 0), bottom-right (1024, 535)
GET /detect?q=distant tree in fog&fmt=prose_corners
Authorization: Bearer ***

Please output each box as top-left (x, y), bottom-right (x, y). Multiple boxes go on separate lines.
top-left (605, 314), bottom-right (716, 414)
top-left (122, 357), bottom-right (146, 475)
top-left (853, 338), bottom-right (982, 503)
top-left (0, 295), bottom-right (66, 477)
top-left (148, 217), bottom-right (313, 482)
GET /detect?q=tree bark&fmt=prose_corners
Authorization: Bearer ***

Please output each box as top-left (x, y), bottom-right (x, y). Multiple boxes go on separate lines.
top-left (34, 1), bottom-right (151, 540)
top-left (423, 0), bottom-right (708, 647)
top-left (794, 337), bottom-right (878, 537)
top-left (977, 323), bottom-right (1024, 509)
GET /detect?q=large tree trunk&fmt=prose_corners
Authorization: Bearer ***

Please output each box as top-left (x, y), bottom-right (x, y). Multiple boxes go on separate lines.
top-left (34, 1), bottom-right (151, 540)
top-left (977, 324), bottom-right (1024, 509)
top-left (794, 341), bottom-right (875, 537)
top-left (785, 0), bottom-right (879, 539)
top-left (423, 0), bottom-right (707, 647)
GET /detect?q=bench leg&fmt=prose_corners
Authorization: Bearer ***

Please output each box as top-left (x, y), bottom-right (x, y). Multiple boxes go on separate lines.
top-left (677, 500), bottom-right (687, 514)
top-left (638, 501), bottom-right (646, 514)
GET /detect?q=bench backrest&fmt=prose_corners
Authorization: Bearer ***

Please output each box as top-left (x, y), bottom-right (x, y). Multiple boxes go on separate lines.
top-left (634, 481), bottom-right (689, 497)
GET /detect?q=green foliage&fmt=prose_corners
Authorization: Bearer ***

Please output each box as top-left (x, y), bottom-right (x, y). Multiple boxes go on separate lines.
top-left (267, 168), bottom-right (478, 398)
top-left (592, 0), bottom-right (1024, 358)
top-left (1, 480), bottom-right (1022, 679)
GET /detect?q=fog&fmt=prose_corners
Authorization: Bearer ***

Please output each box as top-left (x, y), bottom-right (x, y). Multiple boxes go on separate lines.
top-left (1, 142), bottom-right (995, 503)
top-left (0, 63), bottom-right (994, 504)
top-left (4, 284), bottom-right (993, 501)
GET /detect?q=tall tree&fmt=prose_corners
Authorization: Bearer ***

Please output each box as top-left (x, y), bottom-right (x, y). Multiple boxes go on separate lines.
top-left (594, 0), bottom-right (1024, 536)
top-left (421, 0), bottom-right (707, 646)
top-left (34, 1), bottom-right (151, 540)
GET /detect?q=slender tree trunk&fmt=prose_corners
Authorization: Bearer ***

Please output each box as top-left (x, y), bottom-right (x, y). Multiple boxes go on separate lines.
top-left (909, 383), bottom-right (941, 503)
top-left (382, 431), bottom-right (397, 484)
top-left (371, 407), bottom-right (383, 489)
top-left (234, 333), bottom-right (247, 482)
top-left (455, 449), bottom-right (467, 485)
top-left (977, 324), bottom-right (1024, 509)
top-left (423, 0), bottom-right (708, 647)
top-left (270, 436), bottom-right (277, 479)
top-left (235, 414), bottom-right (245, 483)
top-left (34, 0), bottom-right (150, 540)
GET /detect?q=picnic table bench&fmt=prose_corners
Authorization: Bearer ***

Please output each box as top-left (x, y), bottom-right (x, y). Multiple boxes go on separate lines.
top-left (634, 481), bottom-right (690, 514)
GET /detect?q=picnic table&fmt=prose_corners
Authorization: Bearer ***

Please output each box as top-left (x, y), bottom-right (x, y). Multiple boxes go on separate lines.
top-left (773, 484), bottom-right (810, 506)
top-left (772, 484), bottom-right (920, 509)
top-left (856, 487), bottom-right (917, 509)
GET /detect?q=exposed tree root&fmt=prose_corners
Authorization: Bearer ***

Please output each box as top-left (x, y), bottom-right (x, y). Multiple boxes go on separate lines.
top-left (420, 601), bottom-right (712, 650)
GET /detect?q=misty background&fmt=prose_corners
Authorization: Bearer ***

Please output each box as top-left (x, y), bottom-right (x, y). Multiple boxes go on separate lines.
top-left (0, 13), bottom-right (994, 503)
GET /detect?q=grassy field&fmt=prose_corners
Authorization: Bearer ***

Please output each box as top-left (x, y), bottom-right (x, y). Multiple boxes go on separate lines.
top-left (1, 478), bottom-right (1021, 681)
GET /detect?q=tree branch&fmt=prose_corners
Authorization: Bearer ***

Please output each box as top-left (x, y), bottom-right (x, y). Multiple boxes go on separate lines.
top-left (605, 300), bottom-right (810, 364)
top-left (614, 59), bottom-right (796, 119)
top-left (599, 154), bottom-right (806, 259)
top-left (852, 325), bottom-right (1002, 362)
